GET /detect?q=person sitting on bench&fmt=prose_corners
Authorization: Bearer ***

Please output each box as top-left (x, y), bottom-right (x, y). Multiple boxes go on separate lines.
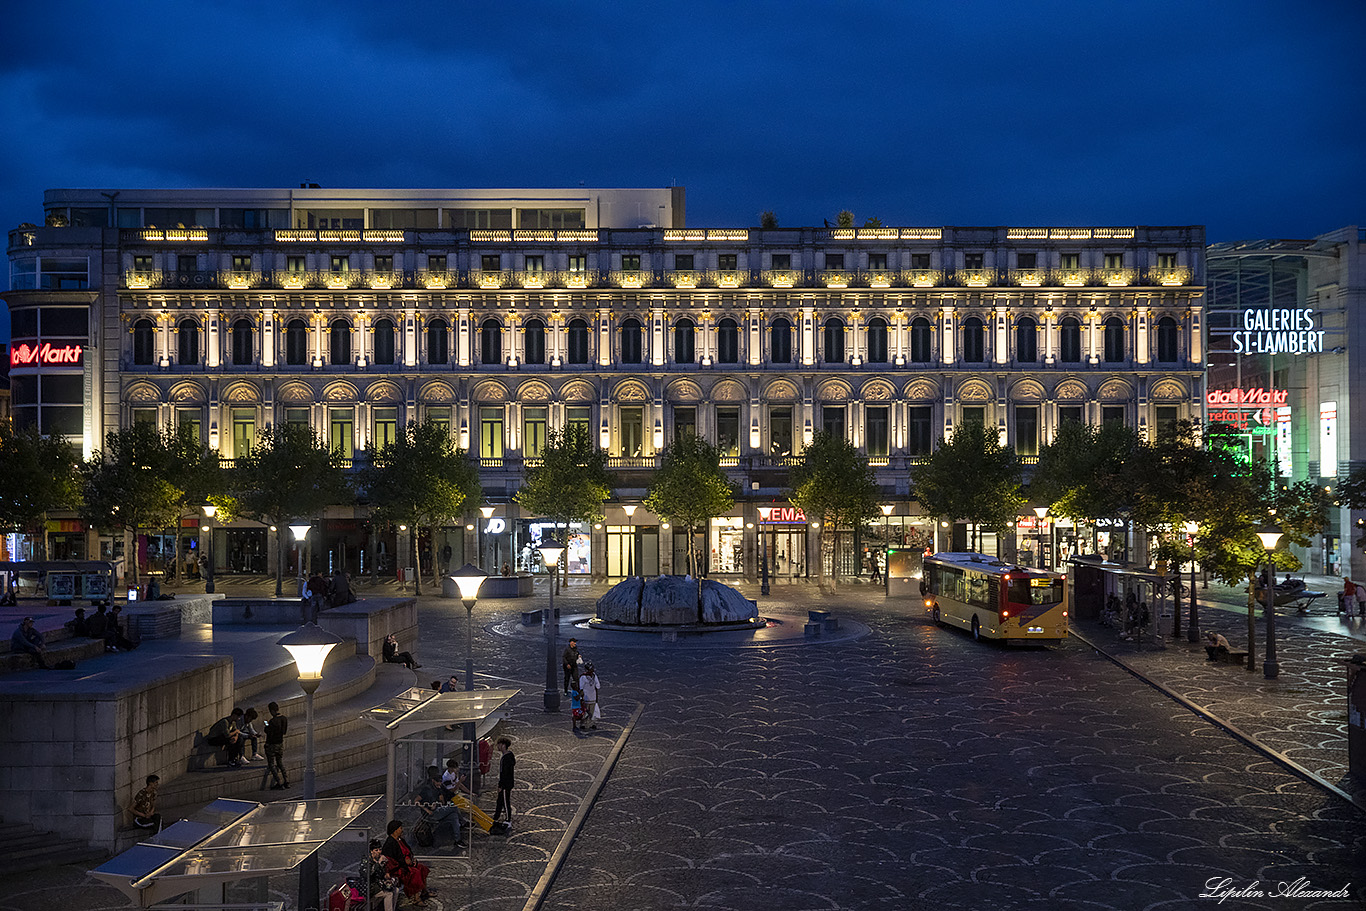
top-left (1204, 630), bottom-right (1231, 661)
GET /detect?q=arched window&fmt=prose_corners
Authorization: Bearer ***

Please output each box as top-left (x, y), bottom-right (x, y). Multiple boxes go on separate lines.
top-left (717, 318), bottom-right (739, 364)
top-left (770, 317), bottom-right (792, 364)
top-left (177, 318), bottom-right (199, 366)
top-left (674, 318), bottom-right (695, 364)
top-left (523, 319), bottom-right (545, 365)
top-left (231, 318), bottom-right (254, 366)
top-left (373, 318), bottom-right (396, 366)
top-left (1156, 316), bottom-right (1178, 363)
top-left (329, 319), bottom-right (351, 366)
top-left (823, 318), bottom-right (844, 364)
top-left (1016, 317), bottom-right (1037, 363)
top-left (866, 317), bottom-right (888, 363)
top-left (621, 318), bottom-right (643, 364)
top-left (427, 318), bottom-right (449, 365)
top-left (285, 319), bottom-right (308, 366)
top-left (480, 318), bottom-right (502, 365)
top-left (566, 318), bottom-right (589, 364)
top-left (1059, 317), bottom-right (1082, 363)
top-left (1103, 317), bottom-right (1125, 362)
top-left (132, 319), bottom-right (155, 366)
top-left (909, 317), bottom-right (933, 363)
top-left (961, 316), bottom-right (985, 363)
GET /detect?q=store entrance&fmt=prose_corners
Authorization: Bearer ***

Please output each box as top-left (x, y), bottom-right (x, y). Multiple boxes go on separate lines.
top-left (767, 527), bottom-right (806, 580)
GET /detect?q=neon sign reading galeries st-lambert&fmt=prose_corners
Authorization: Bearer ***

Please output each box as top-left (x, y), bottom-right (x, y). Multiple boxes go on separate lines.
top-left (10, 342), bottom-right (84, 367)
top-left (1232, 308), bottom-right (1326, 355)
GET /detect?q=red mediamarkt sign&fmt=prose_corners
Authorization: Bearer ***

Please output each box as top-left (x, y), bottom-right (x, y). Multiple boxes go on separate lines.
top-left (10, 342), bottom-right (84, 367)
top-left (1205, 387), bottom-right (1288, 407)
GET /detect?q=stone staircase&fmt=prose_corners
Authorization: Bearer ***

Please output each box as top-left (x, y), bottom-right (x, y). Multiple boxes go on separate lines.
top-left (148, 653), bottom-right (424, 840)
top-left (0, 818), bottom-right (108, 874)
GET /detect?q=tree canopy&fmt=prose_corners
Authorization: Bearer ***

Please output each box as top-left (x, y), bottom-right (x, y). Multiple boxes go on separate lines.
top-left (788, 431), bottom-right (879, 587)
top-left (222, 424), bottom-right (352, 595)
top-left (363, 420), bottom-right (480, 593)
top-left (912, 421), bottom-right (1024, 551)
top-left (644, 434), bottom-right (735, 577)
top-left (0, 424), bottom-right (81, 559)
top-left (1031, 420), bottom-right (1140, 526)
top-left (514, 425), bottom-right (614, 587)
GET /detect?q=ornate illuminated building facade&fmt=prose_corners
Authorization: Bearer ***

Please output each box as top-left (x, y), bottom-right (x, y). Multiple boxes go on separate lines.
top-left (1206, 226), bottom-right (1366, 576)
top-left (5, 187), bottom-right (1205, 581)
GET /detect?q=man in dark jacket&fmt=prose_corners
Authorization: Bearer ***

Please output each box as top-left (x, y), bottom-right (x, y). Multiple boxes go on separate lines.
top-left (264, 701), bottom-right (289, 789)
top-left (11, 617), bottom-right (50, 669)
top-left (561, 638), bottom-right (581, 695)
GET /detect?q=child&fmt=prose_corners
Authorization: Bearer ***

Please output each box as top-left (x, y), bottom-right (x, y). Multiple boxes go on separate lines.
top-left (492, 736), bottom-right (516, 823)
top-left (570, 686), bottom-right (584, 731)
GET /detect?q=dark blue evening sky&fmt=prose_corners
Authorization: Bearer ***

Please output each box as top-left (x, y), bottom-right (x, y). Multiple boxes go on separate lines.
top-left (1, 0), bottom-right (1362, 336)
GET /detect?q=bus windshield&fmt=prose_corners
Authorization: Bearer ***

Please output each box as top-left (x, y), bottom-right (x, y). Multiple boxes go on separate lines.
top-left (1007, 577), bottom-right (1064, 606)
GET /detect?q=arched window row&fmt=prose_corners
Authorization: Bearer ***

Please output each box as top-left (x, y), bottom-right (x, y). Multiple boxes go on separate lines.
top-left (149, 311), bottom-right (1184, 369)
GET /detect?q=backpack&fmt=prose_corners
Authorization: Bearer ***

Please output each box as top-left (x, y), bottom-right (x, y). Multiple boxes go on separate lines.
top-left (413, 819), bottom-right (435, 848)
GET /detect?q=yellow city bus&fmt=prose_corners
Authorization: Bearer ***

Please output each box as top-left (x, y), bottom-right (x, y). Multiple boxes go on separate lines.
top-left (922, 552), bottom-right (1068, 644)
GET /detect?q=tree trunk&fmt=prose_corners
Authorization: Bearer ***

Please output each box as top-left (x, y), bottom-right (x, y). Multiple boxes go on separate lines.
top-left (1246, 570), bottom-right (1258, 673)
top-left (275, 525), bottom-right (286, 597)
top-left (173, 517), bottom-right (183, 584)
top-left (413, 531), bottom-right (423, 596)
top-left (128, 526), bottom-right (140, 587)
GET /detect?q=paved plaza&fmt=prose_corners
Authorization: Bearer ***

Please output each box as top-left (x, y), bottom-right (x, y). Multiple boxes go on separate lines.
top-left (1, 576), bottom-right (1363, 911)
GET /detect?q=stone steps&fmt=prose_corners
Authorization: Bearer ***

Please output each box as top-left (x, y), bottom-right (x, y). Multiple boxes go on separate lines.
top-left (0, 817), bottom-right (107, 875)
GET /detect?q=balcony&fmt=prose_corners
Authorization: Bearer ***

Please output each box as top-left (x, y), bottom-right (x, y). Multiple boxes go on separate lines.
top-left (864, 269), bottom-right (894, 288)
top-left (222, 270), bottom-right (264, 290)
top-left (123, 270), bottom-right (218, 289)
top-left (477, 270), bottom-right (512, 289)
top-left (361, 270), bottom-right (402, 290)
top-left (1100, 268), bottom-right (1134, 287)
top-left (1054, 268), bottom-right (1089, 287)
top-left (907, 269), bottom-right (943, 288)
top-left (668, 270), bottom-right (703, 289)
top-left (762, 269), bottom-right (802, 288)
top-left (818, 270), bottom-right (854, 289)
top-left (610, 270), bottom-right (649, 288)
top-left (1010, 269), bottom-right (1046, 287)
top-left (606, 456), bottom-right (658, 469)
top-left (1149, 267), bottom-right (1191, 286)
top-left (420, 270), bottom-right (453, 289)
top-left (954, 268), bottom-right (996, 287)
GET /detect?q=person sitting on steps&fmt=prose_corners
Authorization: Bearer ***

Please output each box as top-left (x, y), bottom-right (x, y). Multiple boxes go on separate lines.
top-left (206, 707), bottom-right (246, 767)
top-left (382, 634), bottom-right (421, 670)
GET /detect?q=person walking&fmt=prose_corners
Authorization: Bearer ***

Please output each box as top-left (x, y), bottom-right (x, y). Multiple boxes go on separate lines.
top-left (492, 736), bottom-right (516, 823)
top-left (264, 701), bottom-right (290, 789)
top-left (131, 774), bottom-right (162, 834)
top-left (578, 662), bottom-right (602, 730)
top-left (561, 638), bottom-right (582, 695)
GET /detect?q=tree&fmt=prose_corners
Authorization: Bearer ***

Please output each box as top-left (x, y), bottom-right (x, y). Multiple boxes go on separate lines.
top-left (862, 216), bottom-right (883, 228)
top-left (162, 424), bottom-right (224, 582)
top-left (1199, 465), bottom-right (1328, 672)
top-left (788, 432), bottom-right (879, 591)
top-left (0, 424), bottom-right (81, 561)
top-left (759, 210), bottom-right (779, 229)
top-left (81, 424), bottom-right (185, 587)
top-left (912, 421), bottom-right (1025, 553)
top-left (224, 425), bottom-right (352, 596)
top-left (363, 421), bottom-right (480, 595)
top-left (1032, 420), bottom-right (1140, 532)
top-left (514, 425), bottom-right (614, 590)
top-left (644, 435), bottom-right (735, 579)
top-left (1337, 463), bottom-right (1366, 549)
top-left (836, 210), bottom-right (855, 228)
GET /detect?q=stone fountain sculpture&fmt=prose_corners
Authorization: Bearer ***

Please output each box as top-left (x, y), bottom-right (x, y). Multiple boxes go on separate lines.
top-left (594, 576), bottom-right (761, 627)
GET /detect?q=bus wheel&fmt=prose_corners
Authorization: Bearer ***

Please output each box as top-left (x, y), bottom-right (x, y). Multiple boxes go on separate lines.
top-left (932, 606), bottom-right (942, 626)
top-left (971, 616), bottom-right (981, 641)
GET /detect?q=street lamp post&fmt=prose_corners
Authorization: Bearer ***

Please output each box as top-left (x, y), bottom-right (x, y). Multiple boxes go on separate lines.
top-left (449, 562), bottom-right (487, 782)
top-left (539, 540), bottom-right (565, 712)
top-left (1184, 520), bottom-right (1201, 643)
top-left (1033, 506), bottom-right (1049, 569)
top-left (480, 505), bottom-right (495, 571)
top-left (277, 622), bottom-right (343, 911)
top-left (881, 504), bottom-right (894, 591)
top-left (1257, 524), bottom-right (1284, 679)
top-left (622, 505), bottom-right (637, 578)
top-left (758, 506), bottom-right (772, 595)
top-left (289, 524), bottom-right (311, 599)
top-left (202, 505), bottom-right (217, 593)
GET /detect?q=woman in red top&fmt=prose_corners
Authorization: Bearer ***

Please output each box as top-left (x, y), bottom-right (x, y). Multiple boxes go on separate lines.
top-left (1341, 578), bottom-right (1356, 614)
top-left (380, 819), bottom-right (433, 905)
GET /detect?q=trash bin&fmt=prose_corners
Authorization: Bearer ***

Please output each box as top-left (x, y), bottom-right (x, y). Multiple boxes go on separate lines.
top-left (1349, 654), bottom-right (1366, 781)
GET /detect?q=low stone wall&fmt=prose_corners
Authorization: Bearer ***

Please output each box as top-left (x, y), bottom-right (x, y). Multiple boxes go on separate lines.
top-left (318, 598), bottom-right (418, 659)
top-left (441, 574), bottom-right (533, 599)
top-left (0, 655), bottom-right (233, 850)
